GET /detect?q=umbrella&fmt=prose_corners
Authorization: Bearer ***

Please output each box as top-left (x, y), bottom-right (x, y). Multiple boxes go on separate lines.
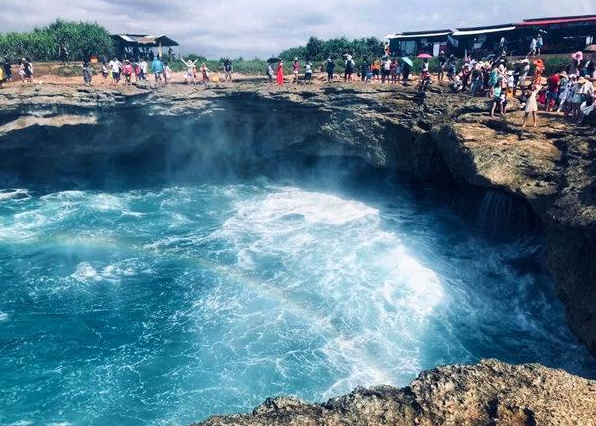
top-left (267, 57), bottom-right (281, 64)
top-left (401, 57), bottom-right (413, 67)
top-left (584, 44), bottom-right (596, 53)
top-left (417, 53), bottom-right (432, 59)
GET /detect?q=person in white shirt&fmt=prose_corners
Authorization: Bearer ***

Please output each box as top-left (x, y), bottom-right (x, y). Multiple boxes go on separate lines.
top-left (108, 58), bottom-right (121, 85)
top-left (139, 59), bottom-right (148, 80)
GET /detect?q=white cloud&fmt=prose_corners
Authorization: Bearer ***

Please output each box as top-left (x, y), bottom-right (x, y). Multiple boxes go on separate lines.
top-left (1, 0), bottom-right (595, 58)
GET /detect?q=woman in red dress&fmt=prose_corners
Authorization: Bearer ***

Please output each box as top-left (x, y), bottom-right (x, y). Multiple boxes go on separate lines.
top-left (276, 61), bottom-right (284, 85)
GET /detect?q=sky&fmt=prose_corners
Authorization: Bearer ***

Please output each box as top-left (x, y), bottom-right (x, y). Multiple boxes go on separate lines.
top-left (1, 0), bottom-right (595, 58)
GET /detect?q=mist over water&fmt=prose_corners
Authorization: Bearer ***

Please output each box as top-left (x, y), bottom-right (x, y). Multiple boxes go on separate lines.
top-left (1, 171), bottom-right (595, 426)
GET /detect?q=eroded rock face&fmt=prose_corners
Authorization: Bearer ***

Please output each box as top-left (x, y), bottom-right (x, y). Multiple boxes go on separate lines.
top-left (0, 83), bottom-right (594, 357)
top-left (195, 360), bottom-right (596, 426)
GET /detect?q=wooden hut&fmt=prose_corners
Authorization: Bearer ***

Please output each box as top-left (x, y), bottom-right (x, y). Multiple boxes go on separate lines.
top-left (111, 34), bottom-right (179, 61)
top-left (451, 24), bottom-right (519, 57)
top-left (516, 15), bottom-right (596, 54)
top-left (386, 30), bottom-right (452, 57)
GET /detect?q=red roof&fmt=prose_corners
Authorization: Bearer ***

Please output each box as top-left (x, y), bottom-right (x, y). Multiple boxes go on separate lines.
top-left (519, 15), bottom-right (596, 26)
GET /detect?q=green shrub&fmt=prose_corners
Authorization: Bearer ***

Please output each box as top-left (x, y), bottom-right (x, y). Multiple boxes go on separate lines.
top-left (0, 19), bottom-right (114, 62)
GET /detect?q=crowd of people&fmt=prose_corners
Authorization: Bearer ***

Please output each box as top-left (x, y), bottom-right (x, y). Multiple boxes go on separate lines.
top-left (0, 57), bottom-right (34, 88)
top-left (1, 46), bottom-right (595, 126)
top-left (267, 49), bottom-right (596, 126)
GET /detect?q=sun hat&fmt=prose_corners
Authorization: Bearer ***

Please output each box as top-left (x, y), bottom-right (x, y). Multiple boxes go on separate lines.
top-left (559, 71), bottom-right (568, 77)
top-left (578, 77), bottom-right (587, 84)
top-left (521, 58), bottom-right (530, 64)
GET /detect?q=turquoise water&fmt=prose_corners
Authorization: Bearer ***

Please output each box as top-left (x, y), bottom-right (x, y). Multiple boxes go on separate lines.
top-left (1, 180), bottom-right (595, 426)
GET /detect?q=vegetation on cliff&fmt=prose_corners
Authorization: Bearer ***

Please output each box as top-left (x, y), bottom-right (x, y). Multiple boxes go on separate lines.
top-left (0, 19), bottom-right (114, 61)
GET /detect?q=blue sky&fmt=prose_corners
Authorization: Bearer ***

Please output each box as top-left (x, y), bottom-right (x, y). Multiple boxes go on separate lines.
top-left (1, 0), bottom-right (595, 58)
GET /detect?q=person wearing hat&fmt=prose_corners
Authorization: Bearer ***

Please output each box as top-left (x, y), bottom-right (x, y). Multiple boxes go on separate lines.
top-left (572, 77), bottom-right (594, 122)
top-left (325, 57), bottom-right (335, 83)
top-left (519, 59), bottom-right (530, 90)
top-left (344, 54), bottom-right (355, 82)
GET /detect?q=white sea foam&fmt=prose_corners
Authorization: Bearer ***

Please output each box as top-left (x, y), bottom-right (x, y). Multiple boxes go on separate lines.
top-left (0, 311), bottom-right (8, 322)
top-left (70, 262), bottom-right (103, 283)
top-left (0, 189), bottom-right (30, 202)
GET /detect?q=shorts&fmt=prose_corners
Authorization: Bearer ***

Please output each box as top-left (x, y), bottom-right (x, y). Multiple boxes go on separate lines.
top-left (382, 69), bottom-right (390, 76)
top-left (113, 72), bottom-right (121, 80)
top-left (305, 73), bottom-right (312, 80)
top-left (547, 91), bottom-right (558, 102)
top-left (155, 72), bottom-right (162, 79)
top-left (372, 69), bottom-right (379, 76)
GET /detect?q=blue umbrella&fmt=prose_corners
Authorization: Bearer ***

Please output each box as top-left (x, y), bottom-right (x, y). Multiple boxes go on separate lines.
top-left (401, 57), bottom-right (413, 67)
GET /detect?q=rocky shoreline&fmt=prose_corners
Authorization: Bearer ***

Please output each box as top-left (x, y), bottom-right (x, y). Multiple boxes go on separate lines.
top-left (1, 82), bottom-right (595, 424)
top-left (194, 359), bottom-right (596, 426)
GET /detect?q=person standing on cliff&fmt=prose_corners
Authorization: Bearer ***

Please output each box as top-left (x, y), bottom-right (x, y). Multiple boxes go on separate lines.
top-left (292, 58), bottom-right (300, 84)
top-left (81, 60), bottom-right (93, 86)
top-left (522, 85), bottom-right (540, 127)
top-left (151, 56), bottom-right (164, 84)
top-left (276, 60), bottom-right (285, 85)
top-left (437, 51), bottom-right (446, 83)
top-left (325, 58), bottom-right (335, 83)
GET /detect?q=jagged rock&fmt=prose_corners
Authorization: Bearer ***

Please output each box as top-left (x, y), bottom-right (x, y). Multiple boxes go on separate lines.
top-left (193, 360), bottom-right (596, 425)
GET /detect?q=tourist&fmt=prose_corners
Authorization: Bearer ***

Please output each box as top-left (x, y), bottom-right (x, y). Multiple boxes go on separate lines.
top-left (470, 63), bottom-right (483, 96)
top-left (562, 75), bottom-right (578, 116)
top-left (123, 60), bottom-right (133, 85)
top-left (437, 51), bottom-right (446, 83)
top-left (401, 60), bottom-right (411, 86)
top-left (304, 61), bottom-right (313, 84)
top-left (344, 55), bottom-right (355, 82)
top-left (109, 57), bottom-right (121, 85)
top-left (572, 77), bottom-right (593, 122)
top-left (277, 60), bottom-right (284, 85)
top-left (391, 59), bottom-right (400, 84)
top-left (293, 58), bottom-right (300, 84)
top-left (447, 54), bottom-right (457, 80)
top-left (570, 52), bottom-right (582, 76)
top-left (164, 62), bottom-right (172, 85)
top-left (0, 62), bottom-right (4, 89)
top-left (522, 85), bottom-right (540, 127)
top-left (200, 63), bottom-right (210, 86)
top-left (490, 81), bottom-right (505, 117)
top-left (58, 43), bottom-right (69, 64)
top-left (3, 58), bottom-right (12, 83)
top-left (223, 59), bottom-right (233, 82)
top-left (545, 72), bottom-right (560, 111)
top-left (461, 63), bottom-right (471, 91)
top-left (152, 56), bottom-right (164, 83)
top-left (532, 59), bottom-right (545, 90)
top-left (133, 62), bottom-right (141, 82)
top-left (372, 58), bottom-right (380, 81)
top-left (536, 34), bottom-right (543, 56)
top-left (180, 58), bottom-right (197, 85)
top-left (325, 58), bottom-right (335, 82)
top-left (81, 61), bottom-right (93, 86)
top-left (578, 89), bottom-right (595, 124)
top-left (267, 62), bottom-right (275, 83)
top-left (19, 58), bottom-right (33, 84)
top-left (101, 62), bottom-right (109, 81)
top-left (139, 58), bottom-right (148, 81)
top-left (519, 59), bottom-right (530, 89)
top-left (381, 56), bottom-right (391, 83)
top-left (528, 36), bottom-right (537, 57)
top-left (360, 57), bottom-right (370, 82)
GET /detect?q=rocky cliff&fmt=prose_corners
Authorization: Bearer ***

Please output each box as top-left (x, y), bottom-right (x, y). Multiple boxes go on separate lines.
top-left (194, 359), bottom-right (596, 426)
top-left (1, 82), bottom-right (595, 423)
